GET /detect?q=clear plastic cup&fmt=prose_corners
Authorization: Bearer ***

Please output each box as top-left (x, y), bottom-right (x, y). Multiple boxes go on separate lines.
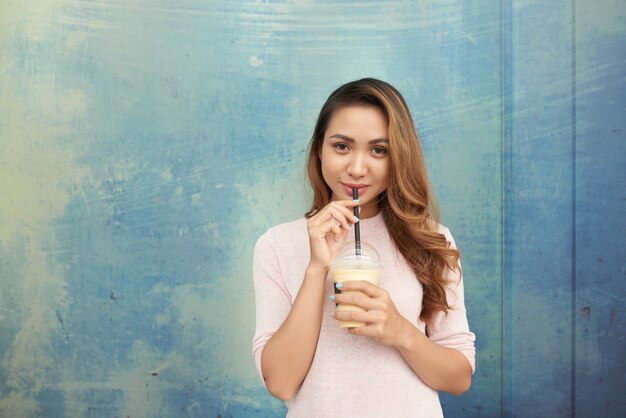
top-left (330, 241), bottom-right (382, 328)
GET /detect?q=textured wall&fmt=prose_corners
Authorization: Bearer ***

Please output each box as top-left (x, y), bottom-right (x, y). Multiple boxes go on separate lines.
top-left (503, 1), bottom-right (626, 416)
top-left (0, 1), bottom-right (623, 417)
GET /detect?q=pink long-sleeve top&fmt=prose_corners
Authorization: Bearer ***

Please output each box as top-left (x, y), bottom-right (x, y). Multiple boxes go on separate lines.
top-left (252, 212), bottom-right (476, 418)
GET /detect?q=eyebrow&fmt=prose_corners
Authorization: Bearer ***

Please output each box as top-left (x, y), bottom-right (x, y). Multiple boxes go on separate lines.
top-left (329, 134), bottom-right (389, 144)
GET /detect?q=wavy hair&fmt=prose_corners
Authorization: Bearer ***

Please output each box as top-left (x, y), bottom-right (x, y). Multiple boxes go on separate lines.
top-left (304, 78), bottom-right (460, 324)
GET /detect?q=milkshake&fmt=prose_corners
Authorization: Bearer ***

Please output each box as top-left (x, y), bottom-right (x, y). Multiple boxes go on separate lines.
top-left (330, 241), bottom-right (382, 328)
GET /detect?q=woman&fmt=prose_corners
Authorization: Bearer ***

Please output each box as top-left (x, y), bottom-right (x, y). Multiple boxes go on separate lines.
top-left (252, 78), bottom-right (475, 417)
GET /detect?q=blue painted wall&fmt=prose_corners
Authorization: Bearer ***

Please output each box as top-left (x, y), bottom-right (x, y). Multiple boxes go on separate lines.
top-left (0, 1), bottom-right (623, 417)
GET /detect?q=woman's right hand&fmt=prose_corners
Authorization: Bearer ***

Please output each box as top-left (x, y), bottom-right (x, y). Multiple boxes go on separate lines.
top-left (306, 200), bottom-right (359, 272)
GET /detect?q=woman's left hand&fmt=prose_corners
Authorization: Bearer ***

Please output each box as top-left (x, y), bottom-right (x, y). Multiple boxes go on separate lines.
top-left (331, 280), bottom-right (411, 347)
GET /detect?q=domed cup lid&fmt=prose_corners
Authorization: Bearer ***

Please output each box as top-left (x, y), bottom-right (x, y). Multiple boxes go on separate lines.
top-left (330, 241), bottom-right (382, 269)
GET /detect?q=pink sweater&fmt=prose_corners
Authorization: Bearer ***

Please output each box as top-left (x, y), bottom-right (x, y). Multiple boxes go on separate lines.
top-left (252, 212), bottom-right (476, 417)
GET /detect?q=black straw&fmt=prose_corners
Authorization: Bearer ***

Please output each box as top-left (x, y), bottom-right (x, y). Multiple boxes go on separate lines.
top-left (352, 187), bottom-right (361, 256)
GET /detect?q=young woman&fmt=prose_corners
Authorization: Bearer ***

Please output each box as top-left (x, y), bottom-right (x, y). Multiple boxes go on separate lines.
top-left (252, 78), bottom-right (475, 417)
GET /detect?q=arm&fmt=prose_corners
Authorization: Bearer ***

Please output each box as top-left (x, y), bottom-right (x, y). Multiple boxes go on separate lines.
top-left (332, 230), bottom-right (475, 395)
top-left (260, 265), bottom-right (327, 400)
top-left (253, 201), bottom-right (358, 400)
top-left (332, 283), bottom-right (473, 395)
top-left (394, 319), bottom-right (472, 395)
top-left (417, 230), bottom-right (476, 394)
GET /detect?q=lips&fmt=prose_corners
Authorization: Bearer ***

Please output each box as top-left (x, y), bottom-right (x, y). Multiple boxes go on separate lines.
top-left (342, 183), bottom-right (368, 197)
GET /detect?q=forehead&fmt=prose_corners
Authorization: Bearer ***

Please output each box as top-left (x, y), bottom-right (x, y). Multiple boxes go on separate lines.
top-left (326, 105), bottom-right (388, 137)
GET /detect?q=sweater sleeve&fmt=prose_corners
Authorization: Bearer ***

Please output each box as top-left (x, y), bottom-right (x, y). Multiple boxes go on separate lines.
top-left (425, 227), bottom-right (476, 374)
top-left (251, 230), bottom-right (293, 387)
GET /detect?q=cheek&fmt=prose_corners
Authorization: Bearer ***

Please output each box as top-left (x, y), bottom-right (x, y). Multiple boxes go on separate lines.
top-left (320, 148), bottom-right (340, 172)
top-left (320, 164), bottom-right (330, 184)
top-left (375, 160), bottom-right (390, 185)
top-left (319, 149), bottom-right (335, 182)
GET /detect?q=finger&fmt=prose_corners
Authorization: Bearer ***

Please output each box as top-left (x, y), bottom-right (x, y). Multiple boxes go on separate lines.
top-left (330, 201), bottom-right (361, 226)
top-left (309, 217), bottom-right (344, 239)
top-left (347, 324), bottom-right (381, 340)
top-left (333, 291), bottom-right (381, 311)
top-left (327, 210), bottom-right (356, 231)
top-left (332, 308), bottom-right (376, 324)
top-left (320, 200), bottom-right (360, 223)
top-left (330, 220), bottom-right (344, 243)
top-left (310, 205), bottom-right (355, 230)
top-left (328, 229), bottom-right (349, 244)
top-left (340, 280), bottom-right (384, 298)
top-left (329, 218), bottom-right (343, 236)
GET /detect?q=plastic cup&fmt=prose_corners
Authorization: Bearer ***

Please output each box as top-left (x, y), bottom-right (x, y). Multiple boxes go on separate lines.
top-left (330, 241), bottom-right (382, 328)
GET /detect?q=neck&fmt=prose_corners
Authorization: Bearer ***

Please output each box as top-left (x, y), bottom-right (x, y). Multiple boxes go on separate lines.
top-left (358, 204), bottom-right (380, 219)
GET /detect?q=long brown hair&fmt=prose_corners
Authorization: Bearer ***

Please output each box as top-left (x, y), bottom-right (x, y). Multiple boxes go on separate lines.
top-left (304, 78), bottom-right (460, 324)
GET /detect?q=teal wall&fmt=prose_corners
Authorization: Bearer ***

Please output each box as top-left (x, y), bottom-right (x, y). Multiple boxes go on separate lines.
top-left (0, 1), bottom-right (623, 417)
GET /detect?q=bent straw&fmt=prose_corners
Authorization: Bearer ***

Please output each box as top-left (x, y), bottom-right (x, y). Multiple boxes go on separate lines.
top-left (352, 187), bottom-right (361, 256)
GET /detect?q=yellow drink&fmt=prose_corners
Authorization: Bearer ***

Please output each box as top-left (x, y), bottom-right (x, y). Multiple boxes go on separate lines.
top-left (331, 267), bottom-right (381, 328)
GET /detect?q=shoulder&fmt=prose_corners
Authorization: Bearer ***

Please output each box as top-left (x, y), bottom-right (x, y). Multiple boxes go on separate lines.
top-left (254, 217), bottom-right (311, 275)
top-left (255, 217), bottom-right (309, 253)
top-left (428, 219), bottom-right (453, 240)
top-left (426, 220), bottom-right (458, 251)
top-left (259, 217), bottom-right (308, 242)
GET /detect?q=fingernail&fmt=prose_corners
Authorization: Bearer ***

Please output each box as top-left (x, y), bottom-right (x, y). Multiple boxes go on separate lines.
top-left (353, 198), bottom-right (359, 203)
top-left (335, 282), bottom-right (343, 289)
top-left (354, 216), bottom-right (359, 223)
top-left (329, 295), bottom-right (335, 301)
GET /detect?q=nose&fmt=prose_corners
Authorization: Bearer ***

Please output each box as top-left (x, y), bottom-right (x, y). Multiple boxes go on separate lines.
top-left (347, 153), bottom-right (367, 179)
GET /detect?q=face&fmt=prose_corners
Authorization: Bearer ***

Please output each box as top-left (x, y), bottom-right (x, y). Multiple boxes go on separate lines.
top-left (320, 105), bottom-right (390, 218)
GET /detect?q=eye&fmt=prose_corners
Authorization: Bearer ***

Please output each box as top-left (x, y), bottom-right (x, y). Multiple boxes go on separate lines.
top-left (334, 143), bottom-right (349, 152)
top-left (372, 146), bottom-right (388, 156)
